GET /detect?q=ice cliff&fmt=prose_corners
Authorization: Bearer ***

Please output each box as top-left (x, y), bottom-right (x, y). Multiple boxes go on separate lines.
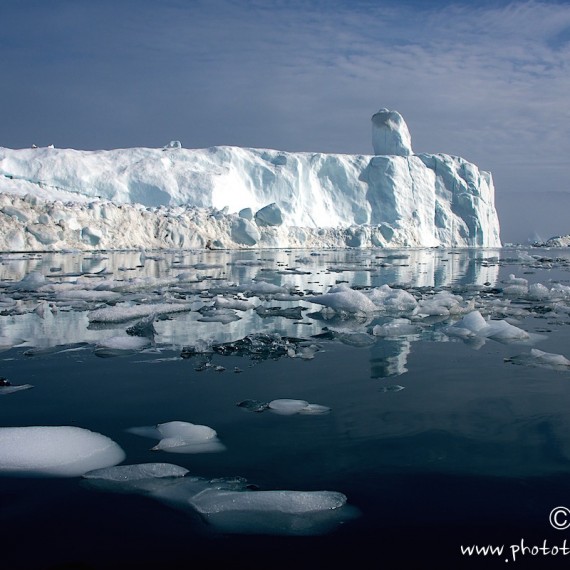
top-left (0, 110), bottom-right (500, 251)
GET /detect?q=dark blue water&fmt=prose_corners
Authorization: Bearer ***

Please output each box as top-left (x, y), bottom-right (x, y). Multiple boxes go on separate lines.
top-left (2, 248), bottom-right (570, 569)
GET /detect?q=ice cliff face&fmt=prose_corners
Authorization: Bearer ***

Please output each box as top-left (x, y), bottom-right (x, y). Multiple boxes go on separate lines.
top-left (0, 110), bottom-right (500, 251)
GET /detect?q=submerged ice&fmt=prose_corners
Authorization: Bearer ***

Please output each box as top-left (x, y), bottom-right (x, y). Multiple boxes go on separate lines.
top-left (83, 463), bottom-right (356, 535)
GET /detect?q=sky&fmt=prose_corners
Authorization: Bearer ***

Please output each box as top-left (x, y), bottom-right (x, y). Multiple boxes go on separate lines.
top-left (1, 0), bottom-right (569, 242)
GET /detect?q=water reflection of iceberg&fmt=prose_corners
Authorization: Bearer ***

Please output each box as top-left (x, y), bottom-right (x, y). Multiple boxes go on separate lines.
top-left (369, 340), bottom-right (411, 378)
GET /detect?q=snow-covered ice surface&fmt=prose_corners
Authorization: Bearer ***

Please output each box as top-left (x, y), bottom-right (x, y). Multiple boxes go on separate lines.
top-left (4, 246), bottom-right (570, 567)
top-left (0, 111), bottom-right (500, 250)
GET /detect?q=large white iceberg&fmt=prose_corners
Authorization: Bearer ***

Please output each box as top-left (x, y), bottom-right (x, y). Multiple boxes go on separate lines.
top-left (0, 110), bottom-right (500, 250)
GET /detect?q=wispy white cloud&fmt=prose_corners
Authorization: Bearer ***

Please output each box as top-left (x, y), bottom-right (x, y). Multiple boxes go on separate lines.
top-left (1, 0), bottom-right (569, 198)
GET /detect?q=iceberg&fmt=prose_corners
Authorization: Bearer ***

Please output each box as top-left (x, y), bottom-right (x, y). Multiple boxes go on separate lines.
top-left (0, 110), bottom-right (500, 251)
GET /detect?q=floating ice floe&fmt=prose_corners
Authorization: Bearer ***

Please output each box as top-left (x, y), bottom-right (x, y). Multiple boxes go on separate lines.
top-left (213, 296), bottom-right (256, 311)
top-left (366, 284), bottom-right (418, 312)
top-left (0, 382), bottom-right (33, 395)
top-left (268, 399), bottom-right (331, 415)
top-left (197, 307), bottom-right (241, 324)
top-left (84, 462), bottom-right (188, 483)
top-left (127, 420), bottom-right (226, 453)
top-left (507, 348), bottom-right (570, 371)
top-left (305, 284), bottom-right (378, 314)
top-left (94, 335), bottom-right (151, 357)
top-left (88, 302), bottom-right (193, 323)
top-left (237, 398), bottom-right (331, 415)
top-left (83, 465), bottom-right (357, 535)
top-left (445, 310), bottom-right (530, 342)
top-left (413, 291), bottom-right (474, 318)
top-left (0, 426), bottom-right (125, 477)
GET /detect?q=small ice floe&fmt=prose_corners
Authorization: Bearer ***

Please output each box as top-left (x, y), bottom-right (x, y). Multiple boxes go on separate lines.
top-left (305, 284), bottom-right (378, 314)
top-left (501, 274), bottom-right (529, 296)
top-left (211, 334), bottom-right (298, 361)
top-left (197, 307), bottom-right (241, 324)
top-left (236, 399), bottom-right (270, 413)
top-left (413, 291), bottom-right (474, 318)
top-left (127, 420), bottom-right (225, 453)
top-left (0, 426), bottom-right (125, 477)
top-left (287, 342), bottom-right (321, 360)
top-left (255, 306), bottom-right (304, 320)
top-left (94, 335), bottom-right (151, 357)
top-left (507, 348), bottom-right (570, 371)
top-left (85, 462), bottom-right (189, 481)
top-left (0, 378), bottom-right (33, 395)
top-left (83, 468), bottom-right (357, 535)
top-left (213, 296), bottom-right (255, 311)
top-left (268, 399), bottom-right (331, 416)
top-left (237, 280), bottom-right (288, 296)
top-left (366, 284), bottom-right (418, 312)
top-left (237, 399), bottom-right (331, 415)
top-left (88, 302), bottom-right (193, 323)
top-left (445, 311), bottom-right (530, 342)
top-left (372, 318), bottom-right (419, 337)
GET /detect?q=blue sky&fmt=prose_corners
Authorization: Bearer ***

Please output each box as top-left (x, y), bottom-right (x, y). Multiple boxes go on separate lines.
top-left (1, 0), bottom-right (569, 240)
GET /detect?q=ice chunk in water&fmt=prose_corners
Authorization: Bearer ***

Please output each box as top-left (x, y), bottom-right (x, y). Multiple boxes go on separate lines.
top-left (94, 335), bottom-right (151, 357)
top-left (186, 489), bottom-right (354, 535)
top-left (190, 489), bottom-right (346, 514)
top-left (447, 311), bottom-right (529, 342)
top-left (484, 319), bottom-right (529, 341)
top-left (83, 467), bottom-right (356, 536)
top-left (0, 384), bottom-right (33, 395)
top-left (455, 311), bottom-right (488, 333)
top-left (84, 463), bottom-right (189, 481)
top-left (268, 399), bottom-right (330, 415)
top-left (305, 284), bottom-right (378, 314)
top-left (0, 426), bottom-right (125, 477)
top-left (268, 399), bottom-right (310, 415)
top-left (508, 348), bottom-right (570, 370)
top-left (127, 420), bottom-right (226, 454)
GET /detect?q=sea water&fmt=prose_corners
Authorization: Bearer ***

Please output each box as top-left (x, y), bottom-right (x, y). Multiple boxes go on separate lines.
top-left (1, 247), bottom-right (570, 568)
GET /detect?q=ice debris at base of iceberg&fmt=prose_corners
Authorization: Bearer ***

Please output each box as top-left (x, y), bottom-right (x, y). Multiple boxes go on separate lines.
top-left (83, 464), bottom-right (357, 536)
top-left (0, 426), bottom-right (125, 477)
top-left (127, 420), bottom-right (226, 453)
top-left (507, 349), bottom-right (570, 371)
top-left (0, 109), bottom-right (500, 251)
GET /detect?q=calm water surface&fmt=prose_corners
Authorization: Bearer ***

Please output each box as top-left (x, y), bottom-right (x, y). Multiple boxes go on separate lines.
top-left (2, 247), bottom-right (570, 569)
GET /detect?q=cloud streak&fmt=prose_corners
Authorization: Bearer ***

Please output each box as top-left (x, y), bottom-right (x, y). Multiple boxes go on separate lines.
top-left (1, 0), bottom-right (569, 205)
